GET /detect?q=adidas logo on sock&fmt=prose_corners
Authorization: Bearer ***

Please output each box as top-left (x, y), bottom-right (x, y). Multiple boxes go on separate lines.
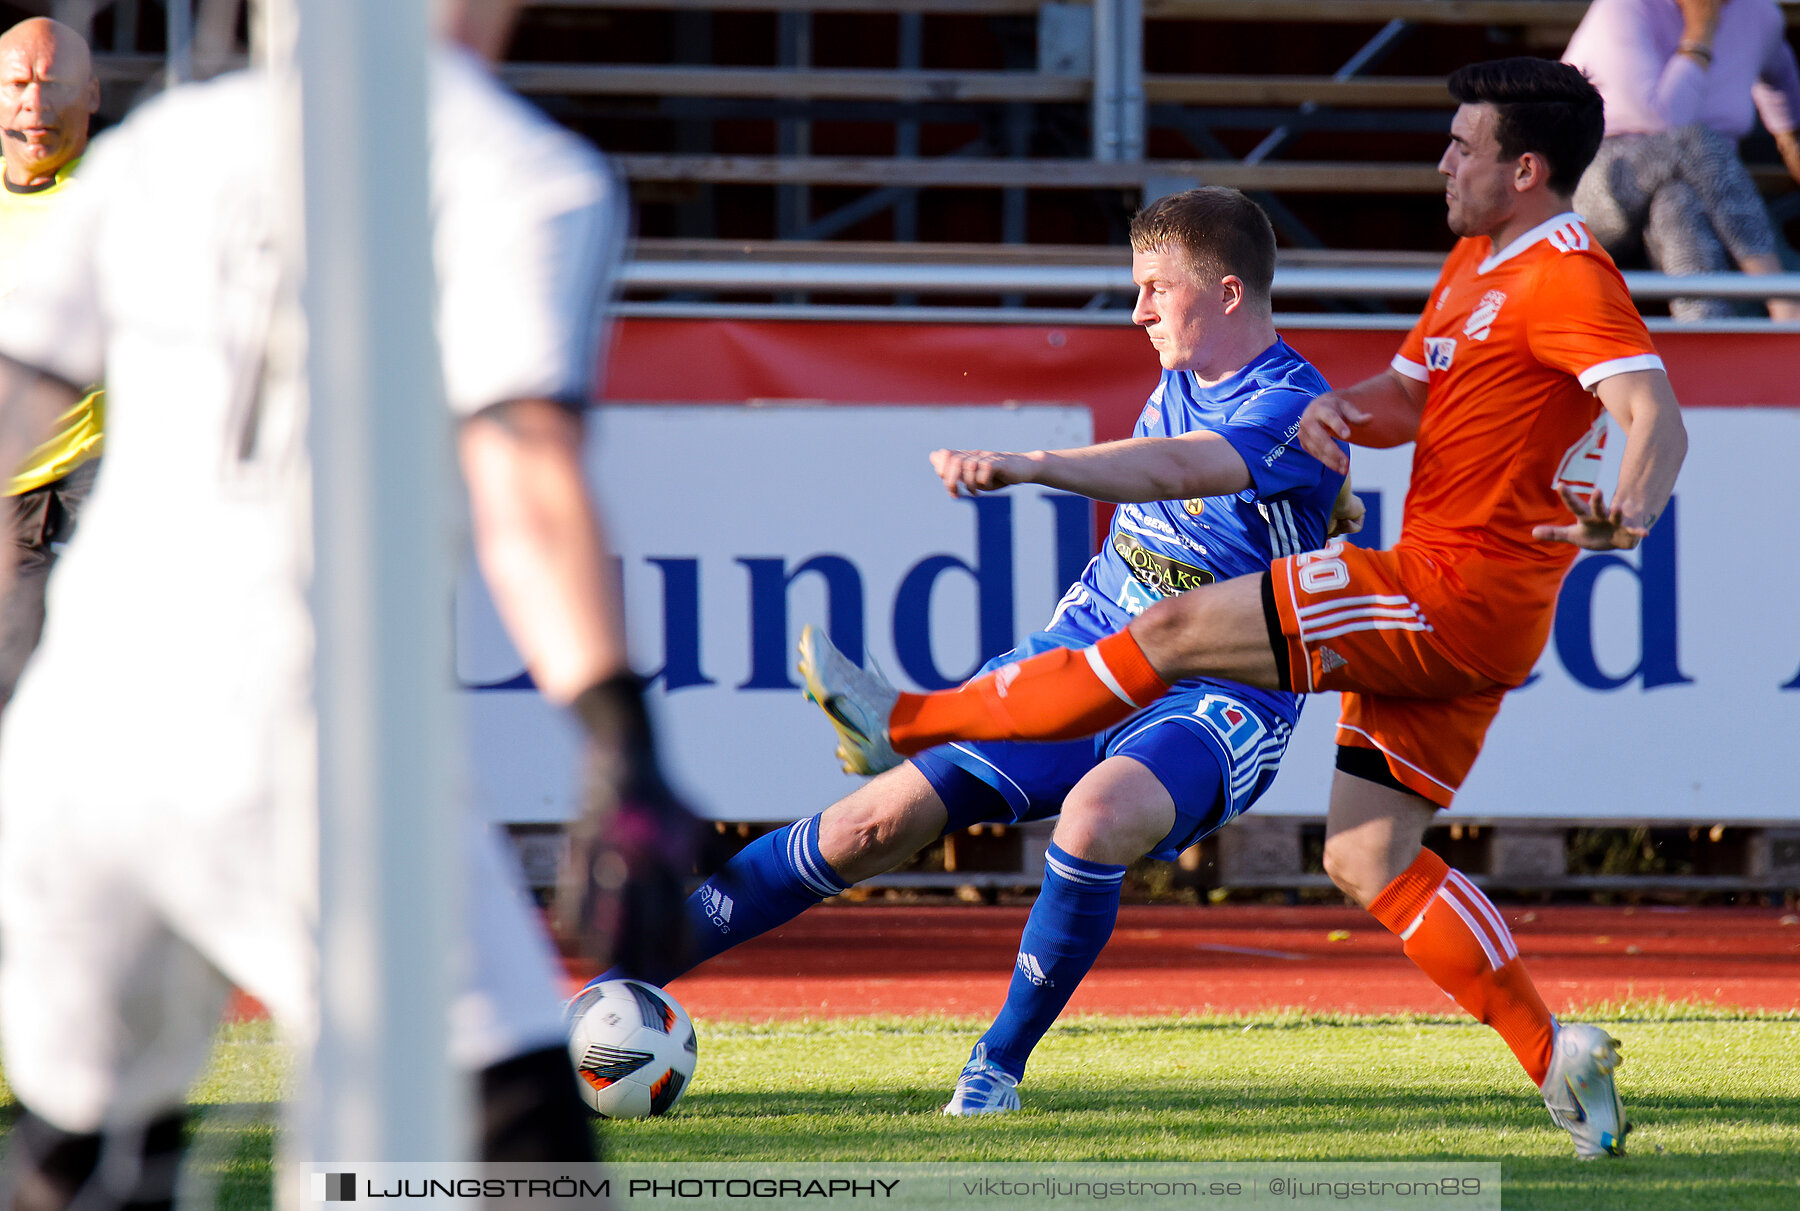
top-left (702, 886), bottom-right (735, 932)
top-left (1016, 952), bottom-right (1052, 987)
top-left (994, 662), bottom-right (1022, 698)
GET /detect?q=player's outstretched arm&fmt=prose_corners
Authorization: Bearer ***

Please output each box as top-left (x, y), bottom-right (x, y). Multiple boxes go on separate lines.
top-left (1297, 368), bottom-right (1427, 473)
top-left (929, 431), bottom-right (1253, 504)
top-left (1534, 369), bottom-right (1688, 551)
top-left (460, 398), bottom-right (698, 970)
top-left (461, 399), bottom-right (626, 700)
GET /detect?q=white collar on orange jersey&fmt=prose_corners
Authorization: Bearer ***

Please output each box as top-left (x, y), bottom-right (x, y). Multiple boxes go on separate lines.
top-left (1477, 210), bottom-right (1587, 275)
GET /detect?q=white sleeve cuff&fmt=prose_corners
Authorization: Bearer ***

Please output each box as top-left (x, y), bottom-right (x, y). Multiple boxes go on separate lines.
top-left (1577, 353), bottom-right (1665, 390)
top-left (1390, 355), bottom-right (1430, 383)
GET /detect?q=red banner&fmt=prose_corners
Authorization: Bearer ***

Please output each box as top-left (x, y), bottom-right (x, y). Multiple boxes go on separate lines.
top-left (605, 319), bottom-right (1800, 443)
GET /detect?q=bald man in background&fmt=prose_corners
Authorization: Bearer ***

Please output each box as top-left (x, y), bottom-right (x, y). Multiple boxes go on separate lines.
top-left (0, 16), bottom-right (102, 710)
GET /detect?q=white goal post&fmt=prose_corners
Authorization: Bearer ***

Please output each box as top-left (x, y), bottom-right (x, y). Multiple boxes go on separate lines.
top-left (288, 0), bottom-right (467, 1170)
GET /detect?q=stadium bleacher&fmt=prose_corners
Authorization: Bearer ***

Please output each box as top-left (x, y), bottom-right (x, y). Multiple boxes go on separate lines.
top-left (63, 3), bottom-right (1800, 282)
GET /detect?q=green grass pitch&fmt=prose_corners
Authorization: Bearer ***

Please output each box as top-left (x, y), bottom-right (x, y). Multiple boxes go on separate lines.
top-left (2, 1005), bottom-right (1794, 1210)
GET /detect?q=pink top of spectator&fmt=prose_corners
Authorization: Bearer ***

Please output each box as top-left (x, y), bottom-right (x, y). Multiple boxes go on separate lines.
top-left (1563, 0), bottom-right (1800, 138)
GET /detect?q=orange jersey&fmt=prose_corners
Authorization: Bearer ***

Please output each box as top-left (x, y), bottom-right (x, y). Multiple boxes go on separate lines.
top-left (1389, 213), bottom-right (1661, 684)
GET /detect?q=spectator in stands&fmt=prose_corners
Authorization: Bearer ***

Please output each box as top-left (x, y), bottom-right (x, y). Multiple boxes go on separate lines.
top-left (0, 17), bottom-right (101, 708)
top-left (1564, 0), bottom-right (1800, 319)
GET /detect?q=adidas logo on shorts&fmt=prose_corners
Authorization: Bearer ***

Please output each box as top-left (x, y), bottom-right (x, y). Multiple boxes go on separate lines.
top-left (1016, 952), bottom-right (1052, 987)
top-left (1319, 646), bottom-right (1348, 674)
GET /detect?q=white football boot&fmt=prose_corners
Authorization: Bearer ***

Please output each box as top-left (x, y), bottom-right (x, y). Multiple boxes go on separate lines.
top-left (797, 623), bottom-right (901, 775)
top-left (943, 1043), bottom-right (1021, 1116)
top-left (1541, 1022), bottom-right (1630, 1159)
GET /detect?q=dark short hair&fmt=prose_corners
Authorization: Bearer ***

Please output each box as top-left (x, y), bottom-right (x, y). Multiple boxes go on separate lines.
top-left (1447, 57), bottom-right (1605, 196)
top-left (1128, 187), bottom-right (1277, 304)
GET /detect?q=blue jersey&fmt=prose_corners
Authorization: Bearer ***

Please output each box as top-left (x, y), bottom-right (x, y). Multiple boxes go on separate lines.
top-left (1048, 337), bottom-right (1344, 729)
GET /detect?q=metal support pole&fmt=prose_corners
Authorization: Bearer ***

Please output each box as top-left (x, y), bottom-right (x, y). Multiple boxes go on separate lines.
top-left (114, 0), bottom-right (140, 52)
top-left (1244, 18), bottom-right (1410, 165)
top-left (895, 10), bottom-right (922, 243)
top-left (167, 0), bottom-right (193, 85)
top-left (1091, 0), bottom-right (1119, 161)
top-left (671, 8), bottom-right (715, 239)
top-left (194, 0), bottom-right (242, 80)
top-left (298, 0), bottom-right (464, 1167)
top-left (776, 10), bottom-right (812, 239)
top-left (1117, 0), bottom-right (1143, 163)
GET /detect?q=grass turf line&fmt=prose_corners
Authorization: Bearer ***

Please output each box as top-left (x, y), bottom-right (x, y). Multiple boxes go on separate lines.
top-left (0, 1009), bottom-right (1793, 1211)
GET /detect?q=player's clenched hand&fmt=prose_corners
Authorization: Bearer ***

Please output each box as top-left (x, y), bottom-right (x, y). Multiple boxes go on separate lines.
top-left (929, 448), bottom-right (1036, 497)
top-left (1532, 485), bottom-right (1652, 551)
top-left (1297, 394), bottom-right (1367, 475)
top-left (556, 674), bottom-right (702, 975)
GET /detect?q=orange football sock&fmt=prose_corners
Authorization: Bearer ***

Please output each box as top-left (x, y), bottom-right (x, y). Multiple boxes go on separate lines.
top-left (889, 628), bottom-right (1170, 756)
top-left (1368, 848), bottom-right (1556, 1087)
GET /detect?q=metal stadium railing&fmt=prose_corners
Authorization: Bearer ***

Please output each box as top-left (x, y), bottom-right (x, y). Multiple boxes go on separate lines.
top-left (616, 262), bottom-right (1800, 327)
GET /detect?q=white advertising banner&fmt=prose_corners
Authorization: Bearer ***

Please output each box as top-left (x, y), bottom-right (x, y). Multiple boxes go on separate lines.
top-left (458, 405), bottom-right (1094, 823)
top-left (459, 405), bottom-right (1800, 825)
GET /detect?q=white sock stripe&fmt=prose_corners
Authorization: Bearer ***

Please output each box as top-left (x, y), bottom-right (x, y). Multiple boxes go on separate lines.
top-left (1045, 856), bottom-right (1125, 887)
top-left (788, 818), bottom-right (845, 897)
top-left (1446, 870), bottom-right (1517, 961)
top-left (1437, 886), bottom-right (1503, 970)
top-left (1398, 871), bottom-right (1448, 941)
top-left (1442, 871), bottom-right (1505, 953)
top-left (1084, 643), bottom-right (1144, 708)
top-left (786, 822), bottom-right (825, 895)
top-left (1045, 851), bottom-right (1125, 886)
top-left (1398, 906), bottom-right (1431, 941)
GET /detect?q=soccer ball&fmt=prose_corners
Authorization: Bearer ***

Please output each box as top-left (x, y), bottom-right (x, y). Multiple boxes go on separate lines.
top-left (565, 978), bottom-right (698, 1118)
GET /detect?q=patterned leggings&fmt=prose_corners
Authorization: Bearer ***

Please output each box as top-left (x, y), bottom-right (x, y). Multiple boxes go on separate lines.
top-left (1574, 125), bottom-right (1778, 320)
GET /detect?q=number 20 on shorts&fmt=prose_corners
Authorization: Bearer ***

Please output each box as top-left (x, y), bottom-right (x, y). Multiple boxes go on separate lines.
top-left (1295, 537), bottom-right (1350, 594)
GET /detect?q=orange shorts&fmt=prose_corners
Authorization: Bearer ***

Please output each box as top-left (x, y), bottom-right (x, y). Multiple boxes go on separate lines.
top-left (1268, 540), bottom-right (1508, 807)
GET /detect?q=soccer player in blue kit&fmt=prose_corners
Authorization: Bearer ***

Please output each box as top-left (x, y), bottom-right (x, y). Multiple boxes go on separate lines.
top-left (604, 187), bottom-right (1359, 1112)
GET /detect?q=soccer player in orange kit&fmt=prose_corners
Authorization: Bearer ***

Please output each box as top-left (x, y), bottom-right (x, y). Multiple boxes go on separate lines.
top-left (801, 58), bottom-right (1688, 1159)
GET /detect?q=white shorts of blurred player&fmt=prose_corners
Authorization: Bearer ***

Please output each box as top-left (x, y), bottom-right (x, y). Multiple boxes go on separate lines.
top-left (0, 678), bottom-right (566, 1135)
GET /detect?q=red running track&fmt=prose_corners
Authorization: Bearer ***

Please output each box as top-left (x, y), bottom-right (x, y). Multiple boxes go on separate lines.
top-left (650, 904), bottom-right (1800, 1020)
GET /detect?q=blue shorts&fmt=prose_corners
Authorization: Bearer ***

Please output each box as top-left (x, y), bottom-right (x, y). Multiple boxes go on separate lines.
top-left (911, 630), bottom-right (1295, 862)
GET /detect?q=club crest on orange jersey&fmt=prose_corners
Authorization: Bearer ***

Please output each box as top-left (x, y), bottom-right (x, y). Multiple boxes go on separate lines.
top-left (1463, 290), bottom-right (1506, 341)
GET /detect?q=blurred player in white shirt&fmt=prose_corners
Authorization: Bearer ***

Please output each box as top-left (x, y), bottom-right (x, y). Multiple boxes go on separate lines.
top-left (0, 1), bottom-right (689, 1203)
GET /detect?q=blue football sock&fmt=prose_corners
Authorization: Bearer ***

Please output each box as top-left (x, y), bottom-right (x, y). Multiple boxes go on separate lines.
top-left (975, 841), bottom-right (1125, 1081)
top-left (605, 814), bottom-right (849, 986)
